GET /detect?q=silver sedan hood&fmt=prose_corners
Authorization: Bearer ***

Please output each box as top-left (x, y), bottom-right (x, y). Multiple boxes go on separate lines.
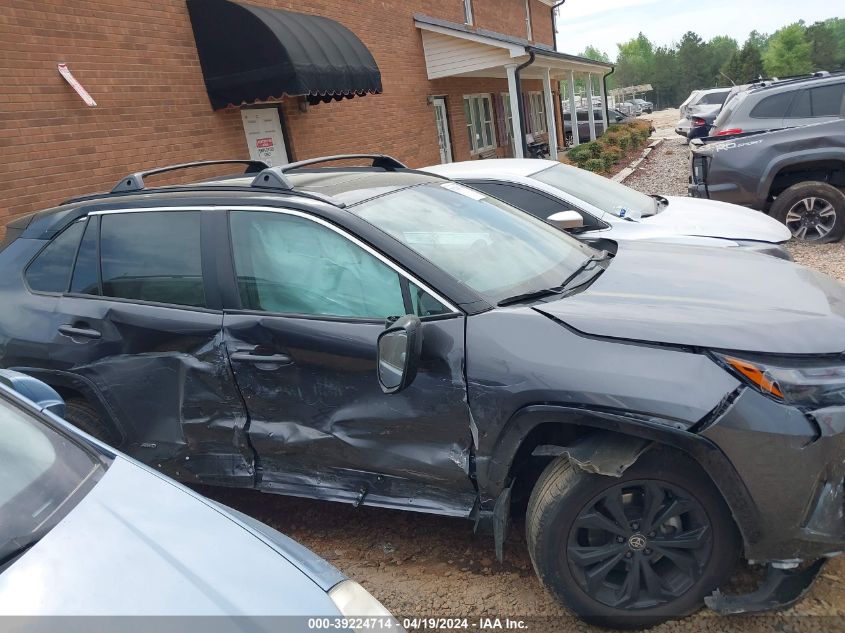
top-left (0, 457), bottom-right (343, 615)
top-left (536, 241), bottom-right (845, 355)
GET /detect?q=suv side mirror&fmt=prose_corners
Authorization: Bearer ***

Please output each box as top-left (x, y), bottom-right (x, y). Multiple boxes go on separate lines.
top-left (547, 210), bottom-right (584, 231)
top-left (377, 315), bottom-right (423, 394)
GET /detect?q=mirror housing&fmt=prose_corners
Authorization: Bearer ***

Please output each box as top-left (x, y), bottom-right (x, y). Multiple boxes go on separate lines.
top-left (547, 210), bottom-right (585, 231)
top-left (377, 315), bottom-right (423, 394)
top-left (0, 369), bottom-right (66, 417)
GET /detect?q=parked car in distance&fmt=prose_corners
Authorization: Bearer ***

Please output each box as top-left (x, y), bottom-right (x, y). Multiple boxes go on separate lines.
top-left (0, 370), bottom-right (396, 622)
top-left (631, 98), bottom-right (653, 114)
top-left (424, 159), bottom-right (792, 258)
top-left (711, 72), bottom-right (845, 137)
top-left (619, 100), bottom-right (643, 116)
top-left (676, 88), bottom-right (732, 137)
top-left (690, 118), bottom-right (845, 242)
top-left (563, 108), bottom-right (615, 144)
top-left (3, 156), bottom-right (845, 626)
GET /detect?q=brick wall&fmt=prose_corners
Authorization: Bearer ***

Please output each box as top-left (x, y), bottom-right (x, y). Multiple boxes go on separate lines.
top-left (0, 0), bottom-right (556, 223)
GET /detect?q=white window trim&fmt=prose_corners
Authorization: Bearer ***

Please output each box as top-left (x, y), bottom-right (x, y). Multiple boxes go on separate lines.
top-left (525, 0), bottom-right (533, 41)
top-left (528, 91), bottom-right (546, 134)
top-left (463, 0), bottom-right (473, 25)
top-left (463, 94), bottom-right (496, 154)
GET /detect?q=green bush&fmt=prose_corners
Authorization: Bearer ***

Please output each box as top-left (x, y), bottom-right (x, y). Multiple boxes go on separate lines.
top-left (584, 158), bottom-right (606, 172)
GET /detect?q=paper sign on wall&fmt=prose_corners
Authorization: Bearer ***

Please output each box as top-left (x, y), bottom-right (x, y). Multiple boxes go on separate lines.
top-left (241, 108), bottom-right (289, 167)
top-left (58, 63), bottom-right (97, 107)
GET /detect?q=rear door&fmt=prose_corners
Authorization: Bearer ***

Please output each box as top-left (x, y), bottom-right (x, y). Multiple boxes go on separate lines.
top-left (44, 209), bottom-right (253, 486)
top-left (220, 207), bottom-right (477, 516)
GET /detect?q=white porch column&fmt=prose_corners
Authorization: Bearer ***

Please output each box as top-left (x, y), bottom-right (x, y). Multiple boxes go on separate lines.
top-left (599, 75), bottom-right (609, 133)
top-left (542, 68), bottom-right (558, 160)
top-left (506, 64), bottom-right (524, 159)
top-left (567, 71), bottom-right (580, 147)
top-left (586, 74), bottom-right (597, 141)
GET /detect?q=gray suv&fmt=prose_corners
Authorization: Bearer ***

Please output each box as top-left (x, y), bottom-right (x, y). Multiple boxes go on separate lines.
top-left (712, 72), bottom-right (845, 137)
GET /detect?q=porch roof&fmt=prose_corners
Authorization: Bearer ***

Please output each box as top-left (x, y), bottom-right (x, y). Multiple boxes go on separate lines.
top-left (413, 14), bottom-right (613, 81)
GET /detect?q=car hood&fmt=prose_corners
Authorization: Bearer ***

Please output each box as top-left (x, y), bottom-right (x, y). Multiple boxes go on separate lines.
top-left (641, 196), bottom-right (792, 243)
top-left (535, 240), bottom-right (845, 354)
top-left (0, 457), bottom-right (343, 615)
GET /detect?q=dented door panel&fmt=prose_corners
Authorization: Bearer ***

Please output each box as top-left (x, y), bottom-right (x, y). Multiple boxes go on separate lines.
top-left (223, 313), bottom-right (476, 515)
top-left (49, 296), bottom-right (254, 485)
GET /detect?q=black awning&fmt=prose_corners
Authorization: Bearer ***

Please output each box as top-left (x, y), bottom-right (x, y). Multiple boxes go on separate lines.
top-left (186, 0), bottom-right (382, 109)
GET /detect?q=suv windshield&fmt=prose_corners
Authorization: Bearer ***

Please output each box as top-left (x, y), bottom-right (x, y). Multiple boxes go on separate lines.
top-left (530, 163), bottom-right (656, 218)
top-left (0, 395), bottom-right (103, 570)
top-left (350, 182), bottom-right (596, 304)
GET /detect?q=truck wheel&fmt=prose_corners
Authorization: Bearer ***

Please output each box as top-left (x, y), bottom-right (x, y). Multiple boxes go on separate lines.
top-left (65, 398), bottom-right (119, 446)
top-left (526, 450), bottom-right (739, 628)
top-left (770, 182), bottom-right (845, 243)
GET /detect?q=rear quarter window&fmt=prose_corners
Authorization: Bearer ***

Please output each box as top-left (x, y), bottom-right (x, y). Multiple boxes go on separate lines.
top-left (24, 221), bottom-right (86, 293)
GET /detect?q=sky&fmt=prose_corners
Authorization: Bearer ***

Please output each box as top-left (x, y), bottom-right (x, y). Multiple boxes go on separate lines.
top-left (554, 0), bottom-right (843, 58)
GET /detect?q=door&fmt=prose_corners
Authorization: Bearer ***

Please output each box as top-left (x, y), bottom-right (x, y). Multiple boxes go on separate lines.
top-left (44, 210), bottom-right (254, 487)
top-left (221, 209), bottom-right (477, 516)
top-left (432, 97), bottom-right (453, 164)
top-left (241, 107), bottom-right (289, 167)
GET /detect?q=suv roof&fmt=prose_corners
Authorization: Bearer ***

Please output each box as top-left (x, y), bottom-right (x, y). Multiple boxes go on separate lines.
top-left (745, 71), bottom-right (845, 95)
top-left (16, 155), bottom-right (440, 239)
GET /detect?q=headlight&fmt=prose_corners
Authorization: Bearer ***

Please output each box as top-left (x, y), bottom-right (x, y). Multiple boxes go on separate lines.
top-left (714, 352), bottom-right (845, 408)
top-left (328, 580), bottom-right (404, 632)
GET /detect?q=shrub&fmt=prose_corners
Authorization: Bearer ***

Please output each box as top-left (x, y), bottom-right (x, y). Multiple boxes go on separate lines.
top-left (584, 158), bottom-right (606, 172)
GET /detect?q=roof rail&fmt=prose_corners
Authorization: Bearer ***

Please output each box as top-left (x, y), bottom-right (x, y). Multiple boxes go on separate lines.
top-left (249, 153), bottom-right (408, 192)
top-left (280, 154), bottom-right (407, 173)
top-left (111, 160), bottom-right (269, 193)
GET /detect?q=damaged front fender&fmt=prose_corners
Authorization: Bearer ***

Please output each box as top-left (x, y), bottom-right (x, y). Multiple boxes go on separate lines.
top-left (532, 433), bottom-right (651, 478)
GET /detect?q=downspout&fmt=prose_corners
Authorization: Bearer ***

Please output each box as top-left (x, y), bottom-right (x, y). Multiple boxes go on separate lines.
top-left (515, 49), bottom-right (536, 158)
top-left (602, 66), bottom-right (615, 125)
top-left (550, 0), bottom-right (566, 51)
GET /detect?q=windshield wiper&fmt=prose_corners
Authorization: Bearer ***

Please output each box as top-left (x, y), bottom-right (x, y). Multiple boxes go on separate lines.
top-left (496, 251), bottom-right (612, 307)
top-left (558, 250), bottom-right (612, 291)
top-left (497, 287), bottom-right (564, 307)
top-left (0, 536), bottom-right (41, 573)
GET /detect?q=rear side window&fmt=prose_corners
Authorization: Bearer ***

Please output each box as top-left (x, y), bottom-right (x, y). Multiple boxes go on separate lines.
top-left (750, 92), bottom-right (794, 119)
top-left (99, 211), bottom-right (205, 308)
top-left (25, 221), bottom-right (85, 293)
top-left (698, 91), bottom-right (729, 106)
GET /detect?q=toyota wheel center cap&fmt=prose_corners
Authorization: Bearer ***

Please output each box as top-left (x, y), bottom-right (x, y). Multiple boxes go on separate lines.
top-left (628, 534), bottom-right (647, 550)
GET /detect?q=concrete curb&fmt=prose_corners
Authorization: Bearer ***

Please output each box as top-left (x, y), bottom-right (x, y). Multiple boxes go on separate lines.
top-left (612, 138), bottom-right (664, 183)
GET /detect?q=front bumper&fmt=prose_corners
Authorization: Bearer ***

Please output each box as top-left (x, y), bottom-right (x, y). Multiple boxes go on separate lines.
top-left (702, 387), bottom-right (845, 562)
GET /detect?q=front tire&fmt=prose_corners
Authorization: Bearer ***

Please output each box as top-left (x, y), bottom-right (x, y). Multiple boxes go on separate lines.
top-left (64, 398), bottom-right (119, 446)
top-left (770, 181), bottom-right (845, 243)
top-left (526, 449), bottom-right (739, 629)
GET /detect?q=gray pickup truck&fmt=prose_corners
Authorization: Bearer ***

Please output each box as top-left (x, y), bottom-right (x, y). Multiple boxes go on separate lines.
top-left (689, 118), bottom-right (845, 242)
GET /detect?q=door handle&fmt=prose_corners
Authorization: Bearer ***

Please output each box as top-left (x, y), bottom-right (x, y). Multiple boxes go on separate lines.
top-left (230, 351), bottom-right (292, 364)
top-left (58, 324), bottom-right (102, 340)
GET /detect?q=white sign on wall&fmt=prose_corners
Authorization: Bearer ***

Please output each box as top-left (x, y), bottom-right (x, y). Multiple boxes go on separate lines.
top-left (241, 108), bottom-right (289, 167)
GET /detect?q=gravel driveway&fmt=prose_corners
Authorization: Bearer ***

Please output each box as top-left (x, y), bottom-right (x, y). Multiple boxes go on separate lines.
top-left (201, 133), bottom-right (845, 630)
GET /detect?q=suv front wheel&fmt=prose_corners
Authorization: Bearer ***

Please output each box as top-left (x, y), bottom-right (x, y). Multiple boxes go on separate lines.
top-left (770, 182), bottom-right (845, 243)
top-left (526, 449), bottom-right (739, 628)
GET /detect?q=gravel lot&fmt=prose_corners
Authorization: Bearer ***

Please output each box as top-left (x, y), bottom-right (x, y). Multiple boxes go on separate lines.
top-left (203, 122), bottom-right (845, 631)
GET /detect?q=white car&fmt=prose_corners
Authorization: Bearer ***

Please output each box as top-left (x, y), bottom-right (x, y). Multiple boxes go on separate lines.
top-left (424, 159), bottom-right (793, 259)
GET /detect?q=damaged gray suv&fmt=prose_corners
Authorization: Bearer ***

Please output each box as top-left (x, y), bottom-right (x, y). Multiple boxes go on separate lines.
top-left (2, 156), bottom-right (845, 627)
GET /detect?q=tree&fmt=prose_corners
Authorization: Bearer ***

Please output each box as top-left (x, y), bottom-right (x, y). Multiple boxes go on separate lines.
top-left (706, 36), bottom-right (738, 85)
top-left (723, 39), bottom-right (765, 84)
top-left (676, 32), bottom-right (709, 95)
top-left (580, 46), bottom-right (611, 64)
top-left (764, 23), bottom-right (813, 77)
top-left (806, 20), bottom-right (843, 70)
top-left (614, 33), bottom-right (655, 88)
